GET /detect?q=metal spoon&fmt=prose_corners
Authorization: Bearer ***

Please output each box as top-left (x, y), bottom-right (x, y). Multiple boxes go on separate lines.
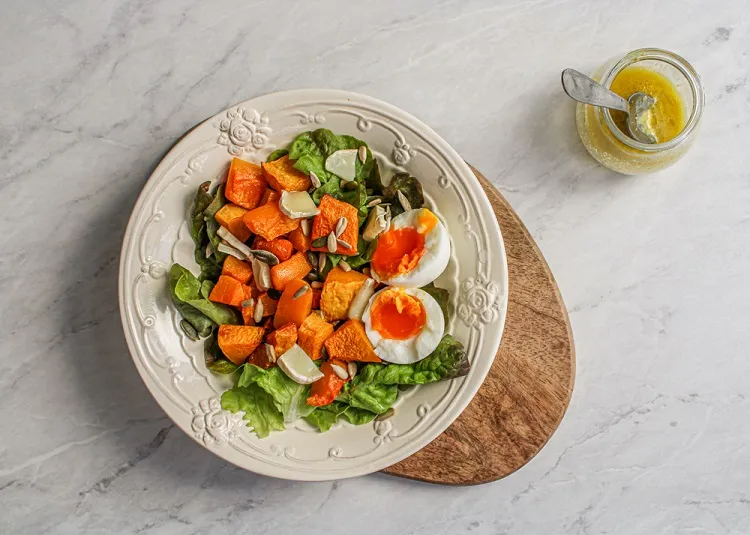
top-left (561, 68), bottom-right (657, 144)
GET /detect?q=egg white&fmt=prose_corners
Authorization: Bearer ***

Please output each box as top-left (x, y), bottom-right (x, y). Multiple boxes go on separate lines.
top-left (362, 287), bottom-right (445, 364)
top-left (371, 208), bottom-right (450, 288)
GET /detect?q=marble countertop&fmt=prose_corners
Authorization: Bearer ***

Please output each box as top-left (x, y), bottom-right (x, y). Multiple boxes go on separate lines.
top-left (2, 0), bottom-right (749, 533)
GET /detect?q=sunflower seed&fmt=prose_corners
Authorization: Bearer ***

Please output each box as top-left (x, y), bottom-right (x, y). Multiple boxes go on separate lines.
top-left (206, 243), bottom-right (214, 258)
top-left (254, 300), bottom-right (264, 323)
top-left (331, 363), bottom-right (349, 380)
top-left (301, 218), bottom-right (311, 237)
top-left (335, 217), bottom-right (347, 238)
top-left (217, 243), bottom-right (245, 260)
top-left (309, 171), bottom-right (321, 188)
top-left (293, 284), bottom-right (310, 300)
top-left (311, 281), bottom-right (323, 289)
top-left (376, 408), bottom-right (395, 422)
top-left (312, 236), bottom-right (327, 248)
top-left (358, 145), bottom-right (367, 163)
top-left (397, 190), bottom-right (412, 211)
top-left (241, 298), bottom-right (255, 308)
top-left (339, 260), bottom-right (352, 272)
top-left (252, 258), bottom-right (271, 291)
top-left (250, 249), bottom-right (279, 266)
top-left (327, 232), bottom-right (337, 253)
top-left (336, 239), bottom-right (353, 250)
top-left (180, 319), bottom-right (199, 341)
top-left (318, 252), bottom-right (327, 272)
top-left (366, 198), bottom-right (382, 208)
top-left (347, 361), bottom-right (358, 378)
top-left (265, 343), bottom-right (277, 363)
top-left (305, 271), bottom-right (319, 282)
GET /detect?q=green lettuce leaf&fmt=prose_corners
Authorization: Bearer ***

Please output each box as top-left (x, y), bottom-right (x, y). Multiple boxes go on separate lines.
top-left (267, 148), bottom-right (289, 162)
top-left (203, 185), bottom-right (227, 264)
top-left (346, 238), bottom-right (378, 269)
top-left (168, 264), bottom-right (215, 337)
top-left (365, 158), bottom-right (385, 192)
top-left (337, 380), bottom-right (398, 415)
top-left (383, 172), bottom-right (424, 216)
top-left (357, 335), bottom-right (469, 386)
top-left (237, 365), bottom-right (316, 423)
top-left (421, 283), bottom-right (450, 328)
top-left (190, 181), bottom-right (213, 246)
top-left (221, 386), bottom-right (285, 438)
top-left (304, 401), bottom-right (376, 432)
top-left (170, 264), bottom-right (240, 327)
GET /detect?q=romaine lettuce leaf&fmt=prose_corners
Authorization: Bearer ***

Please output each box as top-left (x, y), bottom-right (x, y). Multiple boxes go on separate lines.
top-left (357, 335), bottom-right (469, 386)
top-left (221, 385), bottom-right (285, 438)
top-left (237, 364), bottom-right (316, 423)
top-left (336, 381), bottom-right (398, 415)
top-left (304, 401), bottom-right (376, 432)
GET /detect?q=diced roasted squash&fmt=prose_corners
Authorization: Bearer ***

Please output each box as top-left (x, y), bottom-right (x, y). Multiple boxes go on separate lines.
top-left (270, 252), bottom-right (312, 292)
top-left (298, 312), bottom-right (334, 360)
top-left (307, 359), bottom-right (348, 406)
top-left (218, 325), bottom-right (266, 365)
top-left (320, 266), bottom-right (368, 321)
top-left (208, 275), bottom-right (245, 307)
top-left (262, 155), bottom-right (311, 192)
top-left (274, 279), bottom-right (313, 328)
top-left (266, 323), bottom-right (297, 357)
top-left (324, 319), bottom-right (381, 363)
top-left (222, 256), bottom-right (253, 285)
top-left (310, 195), bottom-right (358, 256)
top-left (243, 202), bottom-right (300, 241)
top-left (225, 158), bottom-right (267, 210)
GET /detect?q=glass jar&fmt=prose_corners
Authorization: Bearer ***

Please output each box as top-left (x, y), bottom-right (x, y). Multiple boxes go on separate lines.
top-left (576, 48), bottom-right (704, 175)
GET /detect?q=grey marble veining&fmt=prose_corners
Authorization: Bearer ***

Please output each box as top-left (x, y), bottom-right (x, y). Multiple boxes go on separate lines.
top-left (1, 0), bottom-right (749, 533)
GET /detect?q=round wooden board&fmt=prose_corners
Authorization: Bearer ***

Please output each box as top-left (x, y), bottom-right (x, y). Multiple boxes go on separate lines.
top-left (381, 166), bottom-right (576, 485)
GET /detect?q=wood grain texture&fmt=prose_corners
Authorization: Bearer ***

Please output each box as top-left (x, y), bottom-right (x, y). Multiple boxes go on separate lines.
top-left (382, 166), bottom-right (576, 485)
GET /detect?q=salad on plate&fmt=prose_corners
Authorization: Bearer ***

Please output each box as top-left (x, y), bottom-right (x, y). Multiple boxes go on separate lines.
top-left (169, 129), bottom-right (468, 438)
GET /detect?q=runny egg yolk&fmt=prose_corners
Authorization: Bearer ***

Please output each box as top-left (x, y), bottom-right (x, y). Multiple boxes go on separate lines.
top-left (371, 227), bottom-right (425, 278)
top-left (370, 290), bottom-right (427, 340)
top-left (371, 209), bottom-right (438, 279)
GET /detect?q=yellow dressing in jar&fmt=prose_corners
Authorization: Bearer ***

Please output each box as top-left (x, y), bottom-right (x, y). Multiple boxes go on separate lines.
top-left (609, 66), bottom-right (686, 143)
top-left (575, 48), bottom-right (704, 175)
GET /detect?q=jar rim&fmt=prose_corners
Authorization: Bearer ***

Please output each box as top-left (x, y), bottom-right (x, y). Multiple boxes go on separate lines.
top-left (598, 48), bottom-right (704, 152)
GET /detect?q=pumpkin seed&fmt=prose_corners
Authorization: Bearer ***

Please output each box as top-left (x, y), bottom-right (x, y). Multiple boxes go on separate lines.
top-left (301, 218), bottom-right (311, 237)
top-left (318, 252), bottom-right (327, 272)
top-left (267, 289), bottom-right (282, 300)
top-left (305, 272), bottom-right (318, 282)
top-left (331, 363), bottom-right (349, 380)
top-left (293, 284), bottom-right (310, 300)
top-left (312, 236), bottom-right (327, 248)
top-left (309, 171), bottom-right (321, 188)
top-left (342, 180), bottom-right (358, 192)
top-left (335, 217), bottom-right (347, 238)
top-left (241, 298), bottom-right (255, 308)
top-left (180, 319), bottom-right (199, 341)
top-left (307, 251), bottom-right (317, 267)
top-left (358, 145), bottom-right (367, 163)
top-left (311, 281), bottom-right (323, 289)
top-left (347, 361), bottom-right (358, 378)
top-left (199, 181), bottom-right (211, 193)
top-left (254, 299), bottom-right (264, 323)
top-left (336, 239), bottom-right (353, 251)
top-left (339, 260), bottom-right (352, 272)
top-left (250, 249), bottom-right (279, 266)
top-left (265, 343), bottom-right (277, 363)
top-left (397, 190), bottom-right (412, 211)
top-left (376, 408), bottom-right (395, 422)
top-left (327, 232), bottom-right (337, 253)
top-left (366, 198), bottom-right (382, 208)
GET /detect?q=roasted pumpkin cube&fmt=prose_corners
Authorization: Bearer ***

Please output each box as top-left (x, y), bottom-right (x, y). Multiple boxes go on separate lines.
top-left (311, 195), bottom-right (358, 256)
top-left (225, 158), bottom-right (267, 210)
top-left (262, 155), bottom-right (312, 192)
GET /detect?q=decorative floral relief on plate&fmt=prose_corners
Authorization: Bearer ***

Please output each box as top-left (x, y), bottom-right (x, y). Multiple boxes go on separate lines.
top-left (119, 90), bottom-right (507, 481)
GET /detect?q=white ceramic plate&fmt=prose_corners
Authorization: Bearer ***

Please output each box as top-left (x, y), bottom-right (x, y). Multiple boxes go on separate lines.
top-left (118, 89), bottom-right (508, 481)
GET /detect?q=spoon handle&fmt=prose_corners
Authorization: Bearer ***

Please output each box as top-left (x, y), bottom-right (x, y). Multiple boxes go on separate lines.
top-left (561, 69), bottom-right (629, 113)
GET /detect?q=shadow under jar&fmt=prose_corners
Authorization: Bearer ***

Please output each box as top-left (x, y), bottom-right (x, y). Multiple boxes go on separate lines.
top-left (576, 48), bottom-right (704, 175)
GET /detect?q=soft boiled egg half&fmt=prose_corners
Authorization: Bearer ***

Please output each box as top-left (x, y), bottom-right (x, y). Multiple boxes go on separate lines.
top-left (370, 208), bottom-right (450, 288)
top-left (362, 287), bottom-right (445, 364)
